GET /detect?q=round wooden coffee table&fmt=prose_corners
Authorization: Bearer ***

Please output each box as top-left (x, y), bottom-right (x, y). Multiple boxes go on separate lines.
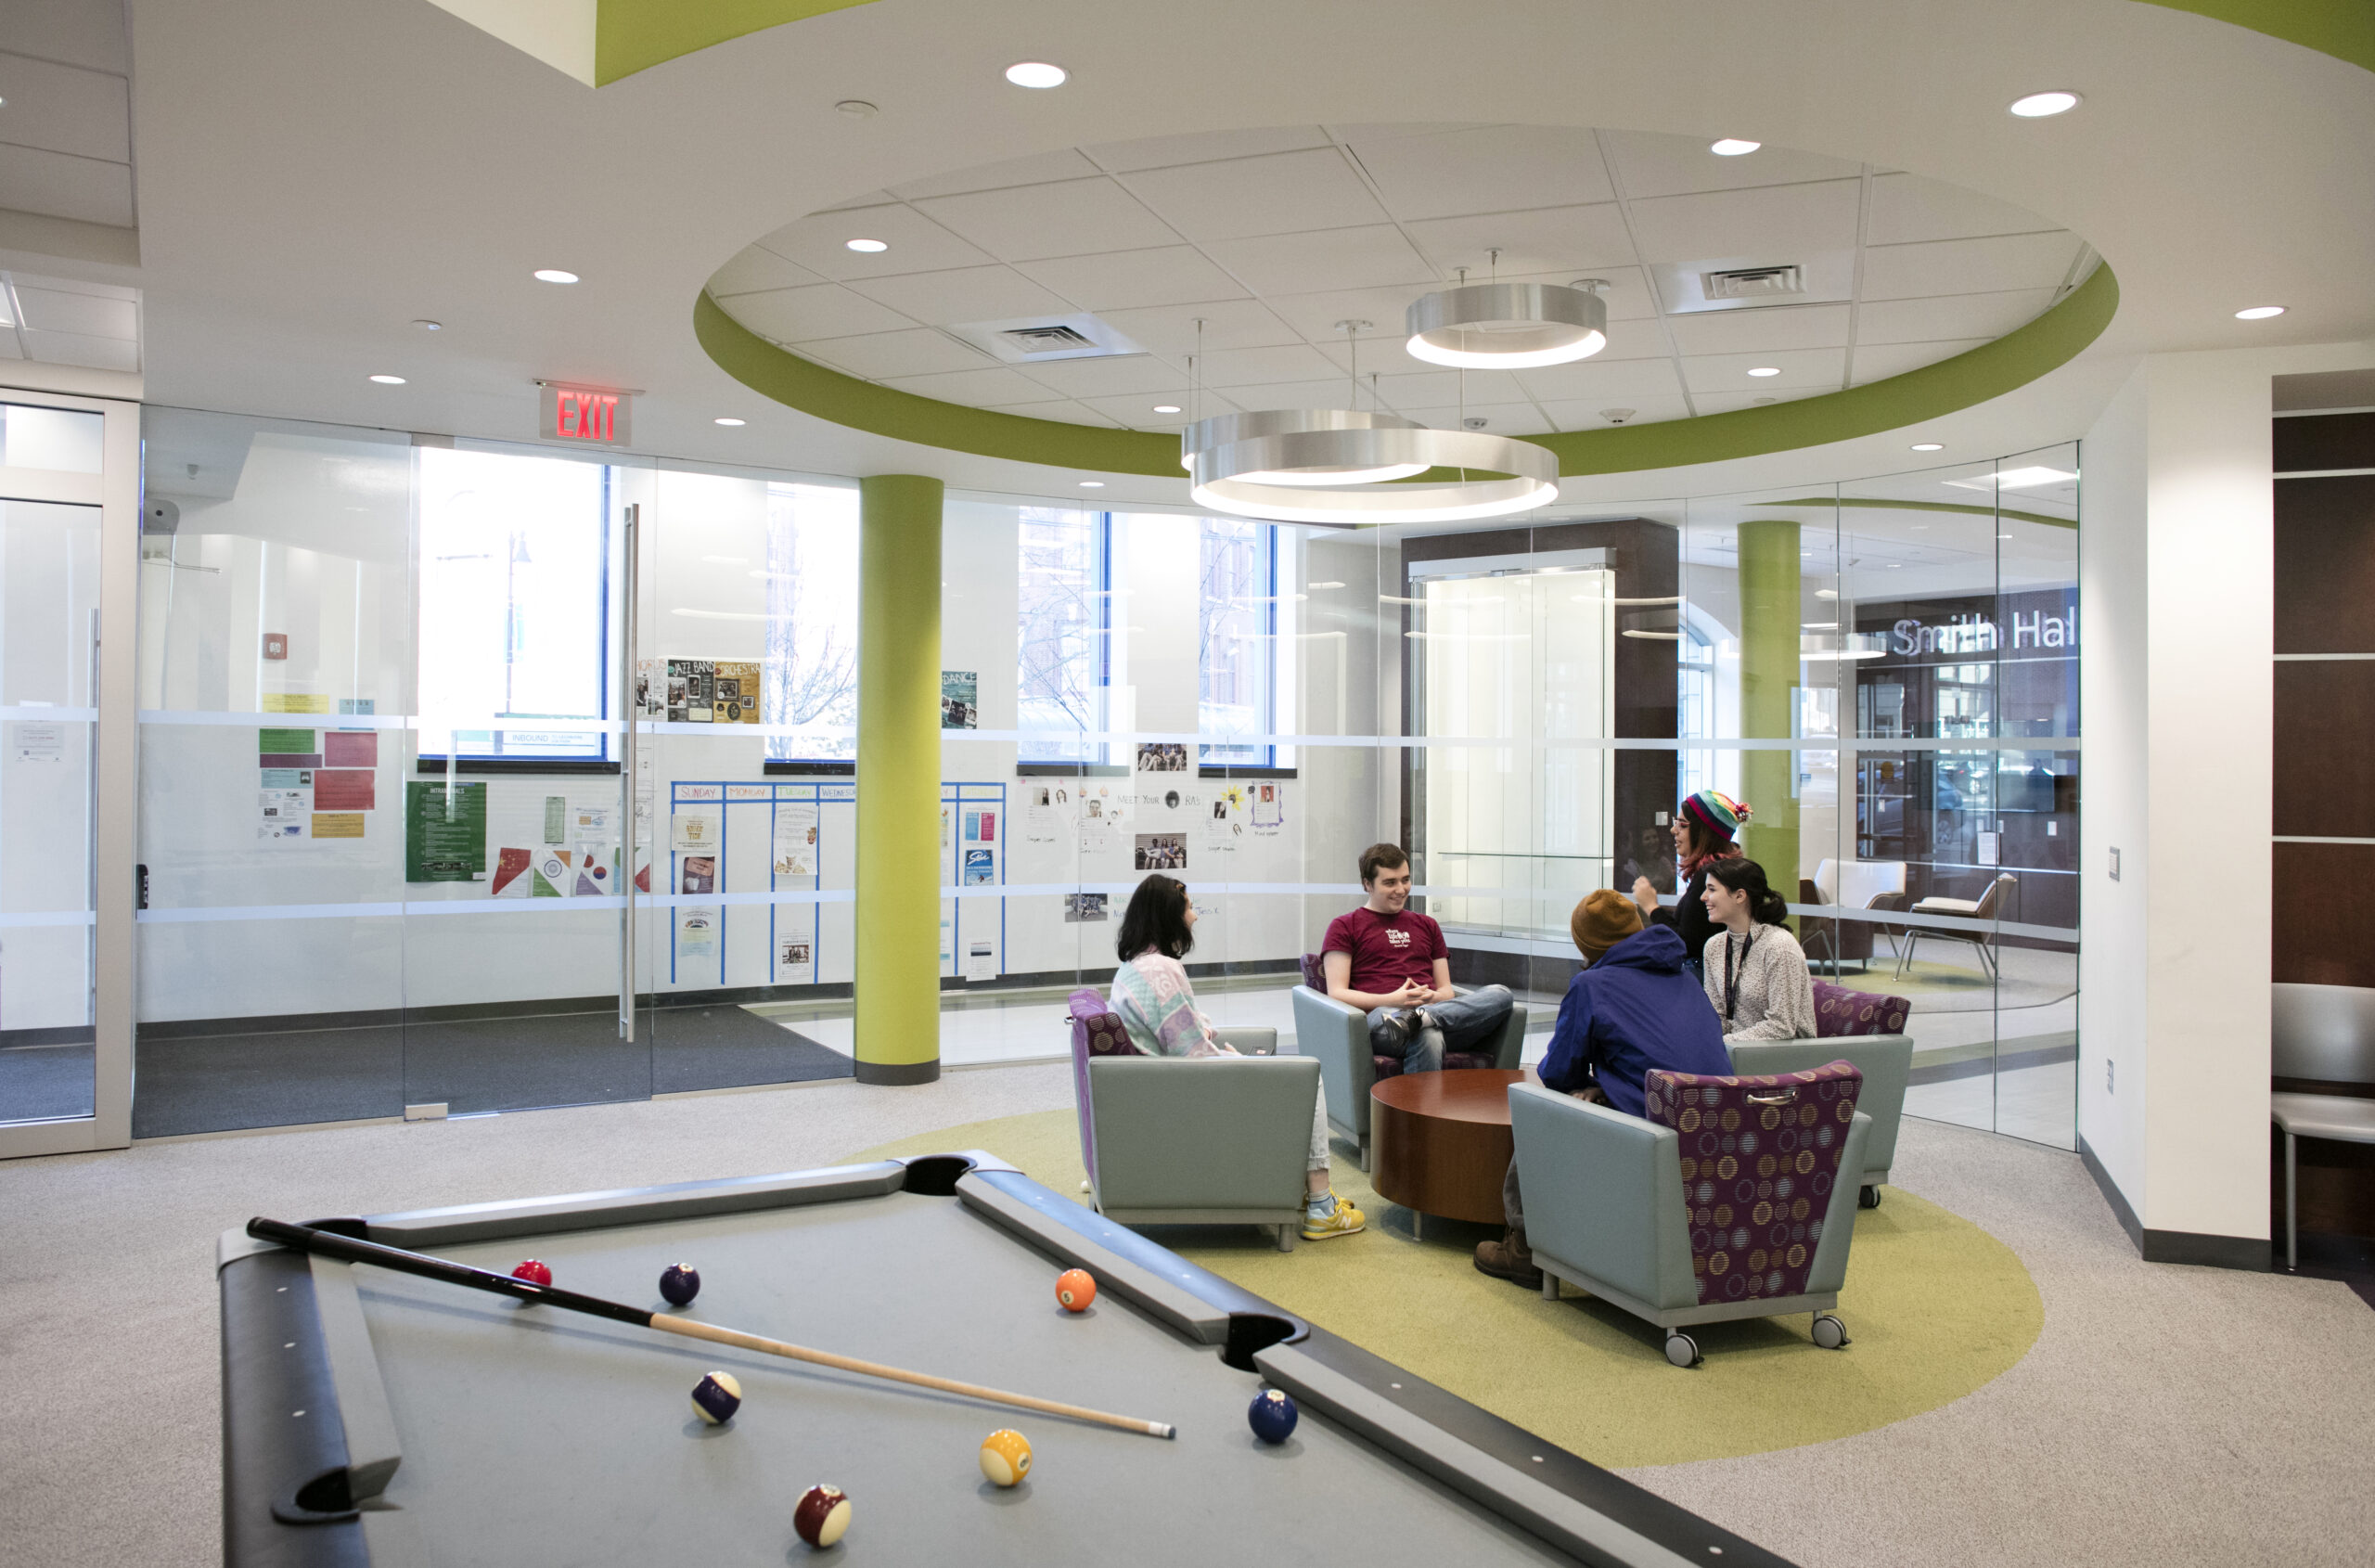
top-left (1368, 1068), bottom-right (1534, 1232)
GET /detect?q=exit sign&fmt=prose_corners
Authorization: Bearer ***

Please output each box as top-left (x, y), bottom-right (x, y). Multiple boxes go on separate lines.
top-left (540, 382), bottom-right (633, 446)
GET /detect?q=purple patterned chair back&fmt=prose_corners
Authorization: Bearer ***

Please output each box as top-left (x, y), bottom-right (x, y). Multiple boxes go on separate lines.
top-left (1642, 1060), bottom-right (1863, 1306)
top-left (1068, 987), bottom-right (1144, 1185)
top-left (1812, 979), bottom-right (1911, 1037)
top-left (1299, 953), bottom-right (1328, 991)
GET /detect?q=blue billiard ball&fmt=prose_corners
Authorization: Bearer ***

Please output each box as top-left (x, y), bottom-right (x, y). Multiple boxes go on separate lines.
top-left (1248, 1388), bottom-right (1298, 1444)
top-left (660, 1264), bottom-right (700, 1307)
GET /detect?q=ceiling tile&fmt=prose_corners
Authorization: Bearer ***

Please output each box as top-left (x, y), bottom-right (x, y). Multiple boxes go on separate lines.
top-left (1393, 402), bottom-right (1553, 436)
top-left (1848, 339), bottom-right (1992, 383)
top-left (754, 204), bottom-right (995, 281)
top-left (5, 6), bottom-right (125, 72)
top-left (0, 331), bottom-right (19, 360)
top-left (1402, 202), bottom-right (1637, 280)
top-left (888, 148), bottom-right (1103, 199)
top-left (0, 141), bottom-right (132, 226)
top-left (1865, 173), bottom-right (2058, 246)
top-left (721, 282), bottom-right (916, 343)
top-left (707, 246), bottom-right (826, 298)
top-left (1091, 298), bottom-right (1302, 356)
top-left (1584, 316), bottom-right (1673, 362)
top-left (1855, 288), bottom-right (2056, 345)
top-left (1538, 395), bottom-right (1696, 431)
top-left (23, 328), bottom-right (136, 370)
top-left (1689, 387), bottom-right (1829, 416)
top-left (1009, 353), bottom-right (1186, 399)
top-left (1203, 225), bottom-right (1436, 297)
top-left (1599, 129), bottom-right (1865, 199)
top-left (1078, 392), bottom-right (1207, 431)
top-left (12, 286), bottom-right (134, 337)
top-left (1666, 303), bottom-right (1852, 356)
top-left (793, 327), bottom-right (994, 379)
top-left (1624, 179), bottom-right (1863, 265)
top-left (1496, 265), bottom-right (1659, 321)
top-left (998, 399), bottom-right (1124, 427)
top-left (913, 177), bottom-right (1181, 263)
top-left (878, 366), bottom-right (1061, 405)
top-left (1516, 356), bottom-right (1688, 404)
top-left (1204, 377), bottom-right (1368, 411)
top-left (1120, 148), bottom-right (1384, 241)
top-left (1011, 246), bottom-right (1249, 312)
top-left (1198, 342), bottom-right (1343, 387)
top-left (0, 51), bottom-right (131, 162)
top-left (1089, 126), bottom-right (1333, 174)
top-left (1859, 233), bottom-right (2084, 301)
top-left (1346, 125), bottom-right (1615, 221)
top-left (810, 189), bottom-right (895, 212)
top-left (842, 265), bottom-right (1074, 326)
top-left (1679, 347), bottom-right (1846, 394)
top-left (6, 270), bottom-right (134, 301)
top-left (1259, 285), bottom-right (1436, 345)
top-left (1354, 367), bottom-right (1529, 408)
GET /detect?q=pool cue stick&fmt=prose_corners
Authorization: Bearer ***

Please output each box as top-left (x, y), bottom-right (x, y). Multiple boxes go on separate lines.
top-left (248, 1218), bottom-right (1175, 1439)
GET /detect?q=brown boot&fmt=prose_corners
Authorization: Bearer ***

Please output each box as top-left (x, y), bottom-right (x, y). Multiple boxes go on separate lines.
top-left (1473, 1228), bottom-right (1542, 1289)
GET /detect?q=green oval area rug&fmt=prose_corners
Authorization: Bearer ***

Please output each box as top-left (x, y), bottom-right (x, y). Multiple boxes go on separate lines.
top-left (848, 1109), bottom-right (2041, 1469)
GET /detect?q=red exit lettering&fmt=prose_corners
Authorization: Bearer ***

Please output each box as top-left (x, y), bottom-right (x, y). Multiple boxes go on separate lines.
top-left (557, 391), bottom-right (616, 442)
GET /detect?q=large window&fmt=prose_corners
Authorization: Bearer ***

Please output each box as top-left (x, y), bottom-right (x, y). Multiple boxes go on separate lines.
top-left (416, 446), bottom-right (610, 762)
top-left (1017, 507), bottom-right (1111, 765)
top-left (763, 482), bottom-right (861, 763)
top-left (1198, 516), bottom-right (1280, 766)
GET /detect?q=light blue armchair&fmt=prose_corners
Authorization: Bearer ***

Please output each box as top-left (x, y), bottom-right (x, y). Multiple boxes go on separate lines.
top-left (1291, 981), bottom-right (1526, 1170)
top-left (1728, 1035), bottom-right (1910, 1208)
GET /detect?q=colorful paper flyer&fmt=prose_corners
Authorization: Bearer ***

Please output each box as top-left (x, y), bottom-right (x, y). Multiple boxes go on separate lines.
top-left (310, 812), bottom-right (366, 839)
top-left (313, 770), bottom-right (376, 811)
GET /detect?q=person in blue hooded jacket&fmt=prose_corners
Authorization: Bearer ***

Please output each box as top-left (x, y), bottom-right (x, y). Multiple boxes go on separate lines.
top-left (1474, 889), bottom-right (1733, 1288)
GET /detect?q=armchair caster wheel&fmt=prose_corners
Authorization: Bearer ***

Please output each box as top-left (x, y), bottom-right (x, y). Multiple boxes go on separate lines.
top-left (1811, 1313), bottom-right (1849, 1351)
top-left (1858, 1185), bottom-right (1881, 1210)
top-left (1663, 1332), bottom-right (1701, 1369)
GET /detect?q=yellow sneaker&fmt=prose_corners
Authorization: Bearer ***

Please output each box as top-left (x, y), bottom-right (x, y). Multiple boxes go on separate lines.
top-left (1301, 1194), bottom-right (1366, 1240)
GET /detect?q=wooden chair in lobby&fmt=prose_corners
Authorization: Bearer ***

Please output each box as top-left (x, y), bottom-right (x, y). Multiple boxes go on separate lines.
top-left (2270, 983), bottom-right (2375, 1271)
top-left (1896, 872), bottom-right (2017, 981)
top-left (1290, 956), bottom-right (1527, 1171)
top-left (1065, 991), bottom-right (1318, 1251)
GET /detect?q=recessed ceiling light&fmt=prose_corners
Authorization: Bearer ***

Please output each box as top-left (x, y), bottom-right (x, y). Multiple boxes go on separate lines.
top-left (1886, 562), bottom-right (1901, 569)
top-left (2235, 305), bottom-right (2286, 320)
top-left (1079, 480), bottom-right (1105, 488)
top-left (533, 269), bottom-right (579, 284)
top-left (1747, 366), bottom-right (1781, 378)
top-left (1710, 138), bottom-right (1760, 156)
top-left (1910, 443), bottom-right (1945, 452)
top-left (1944, 465), bottom-right (2079, 492)
top-left (714, 418), bottom-right (747, 427)
top-left (1006, 61), bottom-right (1067, 88)
top-left (368, 374), bottom-right (405, 384)
top-left (411, 318), bottom-right (442, 331)
top-left (1153, 405), bottom-right (1182, 414)
top-left (845, 238), bottom-right (889, 253)
top-left (2009, 90), bottom-right (2079, 118)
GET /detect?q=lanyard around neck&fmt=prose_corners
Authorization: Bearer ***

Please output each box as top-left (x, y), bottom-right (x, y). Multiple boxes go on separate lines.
top-left (1723, 928), bottom-right (1757, 1022)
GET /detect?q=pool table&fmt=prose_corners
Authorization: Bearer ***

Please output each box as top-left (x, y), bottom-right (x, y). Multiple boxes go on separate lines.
top-left (219, 1152), bottom-right (1793, 1567)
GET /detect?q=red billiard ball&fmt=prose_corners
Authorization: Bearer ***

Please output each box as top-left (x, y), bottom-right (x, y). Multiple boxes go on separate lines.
top-left (511, 1260), bottom-right (552, 1288)
top-left (1055, 1268), bottom-right (1097, 1313)
top-left (793, 1484), bottom-right (850, 1549)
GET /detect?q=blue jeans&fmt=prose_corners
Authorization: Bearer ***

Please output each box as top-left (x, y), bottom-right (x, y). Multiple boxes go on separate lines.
top-left (1367, 983), bottom-right (1515, 1073)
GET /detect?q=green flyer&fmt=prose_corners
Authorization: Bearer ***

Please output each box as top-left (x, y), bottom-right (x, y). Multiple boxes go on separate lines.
top-left (404, 781), bottom-right (488, 882)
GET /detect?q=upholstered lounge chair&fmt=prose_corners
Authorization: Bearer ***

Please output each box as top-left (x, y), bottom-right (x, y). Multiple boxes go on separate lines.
top-left (1289, 955), bottom-right (1526, 1171)
top-left (1729, 979), bottom-right (1913, 1209)
top-left (1513, 1061), bottom-right (1871, 1367)
top-left (1066, 989), bottom-right (1316, 1250)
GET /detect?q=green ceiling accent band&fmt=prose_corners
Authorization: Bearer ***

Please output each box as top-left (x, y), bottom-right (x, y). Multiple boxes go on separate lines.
top-left (1755, 497), bottom-right (2080, 531)
top-left (696, 263), bottom-right (2119, 482)
top-left (596, 0), bottom-right (879, 85)
top-left (2137, 2), bottom-right (2375, 75)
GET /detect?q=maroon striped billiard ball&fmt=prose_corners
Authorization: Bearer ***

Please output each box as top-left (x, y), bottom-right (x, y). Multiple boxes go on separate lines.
top-left (793, 1484), bottom-right (850, 1549)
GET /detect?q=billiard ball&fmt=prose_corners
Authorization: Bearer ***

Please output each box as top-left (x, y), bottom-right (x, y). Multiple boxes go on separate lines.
top-left (793, 1484), bottom-right (850, 1549)
top-left (660, 1264), bottom-right (700, 1306)
top-left (690, 1370), bottom-right (742, 1425)
top-left (1055, 1268), bottom-right (1096, 1313)
top-left (510, 1260), bottom-right (552, 1288)
top-left (1248, 1388), bottom-right (1298, 1444)
top-left (979, 1428), bottom-right (1033, 1487)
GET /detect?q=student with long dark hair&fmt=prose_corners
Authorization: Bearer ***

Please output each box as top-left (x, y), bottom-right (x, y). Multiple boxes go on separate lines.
top-left (1700, 858), bottom-right (1817, 1041)
top-left (1107, 875), bottom-right (1364, 1240)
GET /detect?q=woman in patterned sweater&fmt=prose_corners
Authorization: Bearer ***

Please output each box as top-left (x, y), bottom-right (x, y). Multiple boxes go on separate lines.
top-left (1700, 858), bottom-right (1818, 1042)
top-left (1107, 875), bottom-right (1364, 1240)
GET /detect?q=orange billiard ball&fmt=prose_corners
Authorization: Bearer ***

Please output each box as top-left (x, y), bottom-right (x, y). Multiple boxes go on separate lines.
top-left (980, 1429), bottom-right (1033, 1487)
top-left (1055, 1268), bottom-right (1097, 1313)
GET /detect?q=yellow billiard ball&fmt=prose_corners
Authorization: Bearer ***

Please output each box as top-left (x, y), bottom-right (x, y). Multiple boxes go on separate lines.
top-left (979, 1428), bottom-right (1033, 1487)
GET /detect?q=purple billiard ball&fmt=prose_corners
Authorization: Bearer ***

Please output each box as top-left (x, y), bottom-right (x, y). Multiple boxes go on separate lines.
top-left (691, 1371), bottom-right (742, 1425)
top-left (660, 1264), bottom-right (700, 1307)
top-left (1248, 1387), bottom-right (1298, 1444)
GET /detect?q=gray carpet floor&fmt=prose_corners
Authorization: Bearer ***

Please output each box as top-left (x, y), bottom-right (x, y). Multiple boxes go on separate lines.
top-left (2, 1072), bottom-right (2369, 1568)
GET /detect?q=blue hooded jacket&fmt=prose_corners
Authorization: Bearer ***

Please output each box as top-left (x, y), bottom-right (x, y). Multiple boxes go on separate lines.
top-left (1535, 924), bottom-right (1732, 1118)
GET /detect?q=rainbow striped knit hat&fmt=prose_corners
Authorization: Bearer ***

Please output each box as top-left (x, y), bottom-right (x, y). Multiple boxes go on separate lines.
top-left (1681, 789), bottom-right (1750, 843)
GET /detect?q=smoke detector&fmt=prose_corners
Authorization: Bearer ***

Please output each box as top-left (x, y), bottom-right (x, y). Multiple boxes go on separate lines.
top-left (1462, 416), bottom-right (1489, 430)
top-left (1600, 407), bottom-right (1637, 424)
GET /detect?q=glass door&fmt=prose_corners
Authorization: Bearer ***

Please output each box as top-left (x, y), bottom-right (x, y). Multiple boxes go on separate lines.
top-left (0, 393), bottom-right (135, 1158)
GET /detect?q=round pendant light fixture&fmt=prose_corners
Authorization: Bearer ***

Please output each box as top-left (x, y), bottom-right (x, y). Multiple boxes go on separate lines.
top-left (1405, 279), bottom-right (1608, 368)
top-left (1181, 409), bottom-right (1559, 527)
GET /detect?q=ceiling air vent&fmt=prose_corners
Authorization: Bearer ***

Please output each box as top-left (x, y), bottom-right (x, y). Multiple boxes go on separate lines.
top-left (949, 312), bottom-right (1149, 365)
top-left (1701, 264), bottom-right (1804, 301)
top-left (999, 324), bottom-right (1098, 354)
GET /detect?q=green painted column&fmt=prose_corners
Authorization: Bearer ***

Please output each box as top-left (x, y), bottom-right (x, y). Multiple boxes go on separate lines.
top-left (854, 475), bottom-right (944, 1084)
top-left (1737, 520), bottom-right (1800, 908)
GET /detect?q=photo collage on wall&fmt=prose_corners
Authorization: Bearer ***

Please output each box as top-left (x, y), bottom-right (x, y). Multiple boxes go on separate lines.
top-left (258, 694), bottom-right (379, 844)
top-left (644, 658), bottom-right (762, 725)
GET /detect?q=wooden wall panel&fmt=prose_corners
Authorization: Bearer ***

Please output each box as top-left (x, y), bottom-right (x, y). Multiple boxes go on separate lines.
top-left (2272, 662), bottom-right (2375, 837)
top-left (2273, 410), bottom-right (2375, 474)
top-left (2272, 475), bottom-right (2375, 654)
top-left (2270, 842), bottom-right (2375, 988)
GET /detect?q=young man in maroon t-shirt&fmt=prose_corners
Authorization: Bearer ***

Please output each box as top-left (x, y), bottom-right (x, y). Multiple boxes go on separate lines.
top-left (1321, 842), bottom-right (1515, 1074)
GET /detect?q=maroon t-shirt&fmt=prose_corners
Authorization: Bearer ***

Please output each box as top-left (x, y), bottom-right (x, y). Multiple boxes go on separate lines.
top-left (1322, 906), bottom-right (1447, 995)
